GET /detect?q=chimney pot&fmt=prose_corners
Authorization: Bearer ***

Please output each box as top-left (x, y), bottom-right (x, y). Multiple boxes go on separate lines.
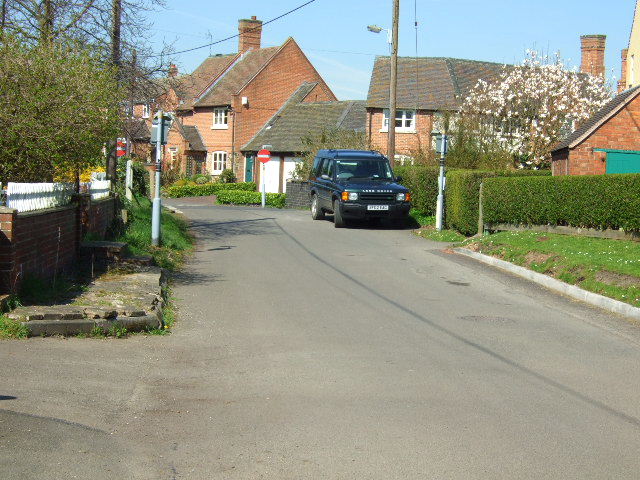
top-left (238, 16), bottom-right (262, 54)
top-left (580, 34), bottom-right (606, 78)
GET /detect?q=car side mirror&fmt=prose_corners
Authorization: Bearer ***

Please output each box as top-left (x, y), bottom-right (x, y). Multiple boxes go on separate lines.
top-left (395, 176), bottom-right (403, 182)
top-left (320, 174), bottom-right (330, 180)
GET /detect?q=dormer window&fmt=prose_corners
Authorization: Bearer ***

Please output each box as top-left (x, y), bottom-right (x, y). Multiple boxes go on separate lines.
top-left (212, 108), bottom-right (229, 129)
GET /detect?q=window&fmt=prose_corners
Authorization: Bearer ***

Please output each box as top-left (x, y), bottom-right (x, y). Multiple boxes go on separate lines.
top-left (212, 108), bottom-right (229, 129)
top-left (142, 104), bottom-right (150, 119)
top-left (382, 109), bottom-right (416, 132)
top-left (169, 147), bottom-right (179, 166)
top-left (210, 151), bottom-right (227, 173)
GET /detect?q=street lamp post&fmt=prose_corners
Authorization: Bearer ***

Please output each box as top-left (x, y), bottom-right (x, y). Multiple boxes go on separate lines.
top-left (434, 134), bottom-right (448, 232)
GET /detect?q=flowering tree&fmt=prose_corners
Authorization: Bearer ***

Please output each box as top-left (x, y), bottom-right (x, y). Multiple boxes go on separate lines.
top-left (460, 51), bottom-right (612, 167)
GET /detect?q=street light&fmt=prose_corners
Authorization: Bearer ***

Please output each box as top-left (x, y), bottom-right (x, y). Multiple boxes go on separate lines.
top-left (433, 133), bottom-right (448, 231)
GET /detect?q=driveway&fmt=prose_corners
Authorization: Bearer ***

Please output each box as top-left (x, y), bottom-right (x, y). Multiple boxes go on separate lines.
top-left (2, 200), bottom-right (640, 479)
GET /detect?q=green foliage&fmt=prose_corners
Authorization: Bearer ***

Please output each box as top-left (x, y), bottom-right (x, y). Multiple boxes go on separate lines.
top-left (164, 182), bottom-right (256, 198)
top-left (218, 169), bottom-right (237, 183)
top-left (293, 127), bottom-right (371, 180)
top-left (0, 36), bottom-right (121, 183)
top-left (116, 157), bottom-right (149, 197)
top-left (216, 191), bottom-right (287, 208)
top-left (394, 166), bottom-right (440, 215)
top-left (118, 196), bottom-right (193, 270)
top-left (416, 228), bottom-right (466, 243)
top-left (446, 169), bottom-right (551, 235)
top-left (193, 174), bottom-right (211, 185)
top-left (0, 315), bottom-right (30, 339)
top-left (483, 174), bottom-right (640, 232)
top-left (408, 209), bottom-right (435, 227)
top-left (108, 322), bottom-right (128, 338)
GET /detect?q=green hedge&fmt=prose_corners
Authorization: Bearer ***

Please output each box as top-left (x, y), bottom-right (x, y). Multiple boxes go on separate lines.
top-left (164, 182), bottom-right (256, 198)
top-left (216, 191), bottom-right (287, 209)
top-left (483, 174), bottom-right (640, 232)
top-left (446, 170), bottom-right (551, 235)
top-left (394, 165), bottom-right (440, 215)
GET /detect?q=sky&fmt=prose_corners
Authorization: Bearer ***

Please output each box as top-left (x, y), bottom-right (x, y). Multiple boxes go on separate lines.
top-left (146, 0), bottom-right (637, 100)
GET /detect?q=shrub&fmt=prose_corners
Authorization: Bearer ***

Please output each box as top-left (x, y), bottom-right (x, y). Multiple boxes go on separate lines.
top-left (218, 169), bottom-right (237, 184)
top-left (164, 182), bottom-right (256, 198)
top-left (194, 175), bottom-right (210, 185)
top-left (446, 169), bottom-right (551, 235)
top-left (394, 165), bottom-right (440, 215)
top-left (483, 174), bottom-right (640, 232)
top-left (216, 191), bottom-right (287, 208)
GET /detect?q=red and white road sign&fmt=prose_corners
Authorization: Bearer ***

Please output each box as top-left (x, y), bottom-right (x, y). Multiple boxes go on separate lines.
top-left (116, 139), bottom-right (127, 157)
top-left (257, 148), bottom-right (270, 164)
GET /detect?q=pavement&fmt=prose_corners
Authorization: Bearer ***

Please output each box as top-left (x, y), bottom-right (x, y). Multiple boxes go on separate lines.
top-left (2, 199), bottom-right (640, 479)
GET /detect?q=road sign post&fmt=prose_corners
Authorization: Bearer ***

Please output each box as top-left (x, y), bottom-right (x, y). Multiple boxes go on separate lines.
top-left (257, 148), bottom-right (271, 209)
top-left (150, 110), bottom-right (171, 246)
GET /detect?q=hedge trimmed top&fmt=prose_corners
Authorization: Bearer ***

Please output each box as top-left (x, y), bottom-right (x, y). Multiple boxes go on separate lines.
top-left (165, 182), bottom-right (256, 198)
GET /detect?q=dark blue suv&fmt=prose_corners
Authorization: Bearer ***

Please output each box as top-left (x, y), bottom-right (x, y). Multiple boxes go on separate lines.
top-left (308, 149), bottom-right (411, 228)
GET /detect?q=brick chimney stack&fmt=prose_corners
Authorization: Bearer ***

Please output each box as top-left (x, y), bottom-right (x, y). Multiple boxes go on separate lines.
top-left (238, 16), bottom-right (262, 54)
top-left (619, 49), bottom-right (629, 92)
top-left (168, 63), bottom-right (178, 78)
top-left (580, 35), bottom-right (607, 78)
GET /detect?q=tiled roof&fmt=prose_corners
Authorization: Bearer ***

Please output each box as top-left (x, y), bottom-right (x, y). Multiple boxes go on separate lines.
top-left (182, 125), bottom-right (207, 152)
top-left (553, 86), bottom-right (640, 151)
top-left (194, 47), bottom-right (280, 107)
top-left (242, 83), bottom-right (366, 153)
top-left (366, 56), bottom-right (507, 110)
top-left (173, 54), bottom-right (238, 110)
top-left (125, 119), bottom-right (150, 141)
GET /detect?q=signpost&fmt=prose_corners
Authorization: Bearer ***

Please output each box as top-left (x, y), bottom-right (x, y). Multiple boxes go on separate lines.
top-left (257, 147), bottom-right (270, 208)
top-left (150, 110), bottom-right (171, 246)
top-left (434, 134), bottom-right (448, 232)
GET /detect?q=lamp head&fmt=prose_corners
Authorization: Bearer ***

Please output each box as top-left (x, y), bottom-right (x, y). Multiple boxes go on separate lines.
top-left (367, 25), bottom-right (383, 33)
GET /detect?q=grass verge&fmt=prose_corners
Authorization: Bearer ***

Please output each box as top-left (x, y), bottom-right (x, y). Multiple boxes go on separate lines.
top-left (410, 209), bottom-right (466, 242)
top-left (0, 314), bottom-right (29, 339)
top-left (119, 196), bottom-right (193, 270)
top-left (462, 231), bottom-right (640, 307)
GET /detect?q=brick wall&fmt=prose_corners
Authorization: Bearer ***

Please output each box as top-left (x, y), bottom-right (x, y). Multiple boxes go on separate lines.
top-left (0, 196), bottom-right (116, 294)
top-left (367, 109), bottom-right (434, 156)
top-left (285, 181), bottom-right (311, 209)
top-left (554, 94), bottom-right (640, 175)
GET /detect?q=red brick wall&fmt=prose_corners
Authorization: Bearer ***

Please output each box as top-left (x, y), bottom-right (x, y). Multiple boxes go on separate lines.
top-left (0, 197), bottom-right (116, 294)
top-left (367, 109), bottom-right (434, 156)
top-left (554, 95), bottom-right (640, 175)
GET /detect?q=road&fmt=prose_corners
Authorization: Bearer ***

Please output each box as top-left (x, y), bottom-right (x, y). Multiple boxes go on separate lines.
top-left (2, 199), bottom-right (640, 479)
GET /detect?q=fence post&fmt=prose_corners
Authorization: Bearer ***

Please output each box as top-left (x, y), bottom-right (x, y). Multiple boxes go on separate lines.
top-left (477, 181), bottom-right (484, 236)
top-left (73, 193), bottom-right (92, 250)
top-left (0, 206), bottom-right (17, 294)
top-left (125, 159), bottom-right (133, 201)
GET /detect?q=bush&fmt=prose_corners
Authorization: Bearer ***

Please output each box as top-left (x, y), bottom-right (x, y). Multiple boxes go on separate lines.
top-left (216, 191), bottom-right (287, 208)
top-left (218, 169), bottom-right (237, 183)
top-left (194, 175), bottom-right (210, 185)
top-left (483, 174), bottom-right (640, 232)
top-left (117, 157), bottom-right (149, 197)
top-left (394, 165), bottom-right (440, 215)
top-left (164, 182), bottom-right (256, 198)
top-left (446, 169), bottom-right (551, 235)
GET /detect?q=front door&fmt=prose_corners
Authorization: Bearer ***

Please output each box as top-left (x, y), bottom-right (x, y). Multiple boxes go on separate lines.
top-left (245, 155), bottom-right (254, 182)
top-left (606, 151), bottom-right (640, 174)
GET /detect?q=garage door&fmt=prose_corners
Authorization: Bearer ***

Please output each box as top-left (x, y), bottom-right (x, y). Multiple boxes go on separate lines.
top-left (606, 151), bottom-right (640, 174)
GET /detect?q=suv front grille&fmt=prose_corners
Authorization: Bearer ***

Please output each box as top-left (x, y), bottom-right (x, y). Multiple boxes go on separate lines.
top-left (359, 193), bottom-right (396, 203)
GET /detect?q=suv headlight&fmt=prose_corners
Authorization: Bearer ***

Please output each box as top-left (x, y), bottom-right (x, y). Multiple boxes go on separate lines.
top-left (396, 193), bottom-right (406, 201)
top-left (348, 192), bottom-right (358, 201)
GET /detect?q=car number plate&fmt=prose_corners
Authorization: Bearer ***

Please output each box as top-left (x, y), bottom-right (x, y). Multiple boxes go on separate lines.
top-left (367, 205), bottom-right (389, 211)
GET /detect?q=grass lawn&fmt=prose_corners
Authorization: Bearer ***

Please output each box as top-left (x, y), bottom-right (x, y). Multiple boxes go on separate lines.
top-left (462, 231), bottom-right (640, 307)
top-left (119, 196), bottom-right (193, 270)
top-left (410, 209), bottom-right (467, 243)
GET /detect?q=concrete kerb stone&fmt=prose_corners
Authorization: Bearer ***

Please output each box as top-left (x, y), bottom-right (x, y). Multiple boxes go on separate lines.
top-left (454, 248), bottom-right (640, 321)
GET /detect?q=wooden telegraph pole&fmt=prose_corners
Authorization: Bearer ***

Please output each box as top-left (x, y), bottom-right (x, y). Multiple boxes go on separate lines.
top-left (388, 0), bottom-right (399, 167)
top-left (107, 0), bottom-right (122, 182)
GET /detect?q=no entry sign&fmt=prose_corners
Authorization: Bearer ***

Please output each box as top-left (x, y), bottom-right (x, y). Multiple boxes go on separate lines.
top-left (257, 148), bottom-right (271, 164)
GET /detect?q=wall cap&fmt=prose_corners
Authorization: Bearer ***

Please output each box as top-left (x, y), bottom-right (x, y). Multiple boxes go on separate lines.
top-left (0, 206), bottom-right (17, 214)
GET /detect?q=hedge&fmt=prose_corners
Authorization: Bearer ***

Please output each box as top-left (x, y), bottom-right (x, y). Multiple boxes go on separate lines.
top-left (483, 174), bottom-right (640, 232)
top-left (164, 182), bottom-right (256, 198)
top-left (216, 190), bottom-right (287, 209)
top-left (394, 165), bottom-right (440, 215)
top-left (445, 170), bottom-right (551, 235)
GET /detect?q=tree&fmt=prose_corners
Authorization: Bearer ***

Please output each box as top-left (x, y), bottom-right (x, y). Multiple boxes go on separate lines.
top-left (0, 36), bottom-right (121, 183)
top-left (460, 51), bottom-right (612, 167)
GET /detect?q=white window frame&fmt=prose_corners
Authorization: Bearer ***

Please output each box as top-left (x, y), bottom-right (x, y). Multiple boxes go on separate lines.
top-left (210, 151), bottom-right (227, 174)
top-left (169, 147), bottom-right (179, 165)
top-left (142, 104), bottom-right (151, 119)
top-left (212, 107), bottom-right (229, 129)
top-left (381, 109), bottom-right (416, 133)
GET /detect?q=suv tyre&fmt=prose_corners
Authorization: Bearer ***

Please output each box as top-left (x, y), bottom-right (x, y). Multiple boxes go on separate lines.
top-left (311, 194), bottom-right (324, 220)
top-left (333, 200), bottom-right (346, 228)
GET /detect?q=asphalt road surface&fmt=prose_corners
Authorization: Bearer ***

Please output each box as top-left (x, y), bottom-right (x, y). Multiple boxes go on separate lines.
top-left (3, 199), bottom-right (640, 479)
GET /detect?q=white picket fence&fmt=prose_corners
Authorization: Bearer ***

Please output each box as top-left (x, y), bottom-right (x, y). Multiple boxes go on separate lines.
top-left (5, 180), bottom-right (111, 212)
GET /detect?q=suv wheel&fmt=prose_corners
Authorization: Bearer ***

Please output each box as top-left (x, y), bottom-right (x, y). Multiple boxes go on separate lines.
top-left (311, 194), bottom-right (324, 220)
top-left (333, 200), bottom-right (345, 228)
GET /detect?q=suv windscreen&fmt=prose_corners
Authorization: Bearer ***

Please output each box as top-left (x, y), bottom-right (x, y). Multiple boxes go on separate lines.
top-left (335, 159), bottom-right (393, 181)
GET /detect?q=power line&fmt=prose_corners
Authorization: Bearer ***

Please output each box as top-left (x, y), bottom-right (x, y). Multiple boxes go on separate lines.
top-left (151, 0), bottom-right (319, 58)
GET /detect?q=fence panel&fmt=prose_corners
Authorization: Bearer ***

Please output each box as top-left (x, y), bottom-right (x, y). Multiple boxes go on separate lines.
top-left (89, 180), bottom-right (111, 200)
top-left (6, 182), bottom-right (75, 213)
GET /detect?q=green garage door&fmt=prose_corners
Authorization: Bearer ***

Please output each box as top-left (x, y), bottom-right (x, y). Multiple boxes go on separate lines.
top-left (606, 151), bottom-right (640, 174)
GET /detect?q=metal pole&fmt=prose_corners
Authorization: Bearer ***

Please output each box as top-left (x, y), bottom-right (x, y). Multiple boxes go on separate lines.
top-left (435, 135), bottom-right (447, 231)
top-left (151, 110), bottom-right (163, 246)
top-left (261, 162), bottom-right (266, 208)
top-left (388, 0), bottom-right (400, 167)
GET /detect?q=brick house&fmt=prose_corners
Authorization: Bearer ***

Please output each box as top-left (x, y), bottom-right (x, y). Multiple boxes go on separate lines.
top-left (365, 56), bottom-right (505, 161)
top-left (618, 0), bottom-right (640, 92)
top-left (165, 16), bottom-right (336, 182)
top-left (242, 82), bottom-right (365, 192)
top-left (551, 86), bottom-right (640, 175)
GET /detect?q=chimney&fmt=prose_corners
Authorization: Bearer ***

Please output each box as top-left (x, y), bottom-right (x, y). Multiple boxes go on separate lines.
top-left (238, 16), bottom-right (262, 54)
top-left (168, 63), bottom-right (178, 78)
top-left (580, 34), bottom-right (606, 78)
top-left (619, 48), bottom-right (629, 92)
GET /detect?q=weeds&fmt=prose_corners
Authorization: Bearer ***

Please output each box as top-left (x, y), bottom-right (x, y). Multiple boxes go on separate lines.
top-left (0, 315), bottom-right (30, 339)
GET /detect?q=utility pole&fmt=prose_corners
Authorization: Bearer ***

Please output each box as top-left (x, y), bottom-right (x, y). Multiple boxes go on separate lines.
top-left (107, 0), bottom-right (122, 182)
top-left (388, 0), bottom-right (399, 167)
